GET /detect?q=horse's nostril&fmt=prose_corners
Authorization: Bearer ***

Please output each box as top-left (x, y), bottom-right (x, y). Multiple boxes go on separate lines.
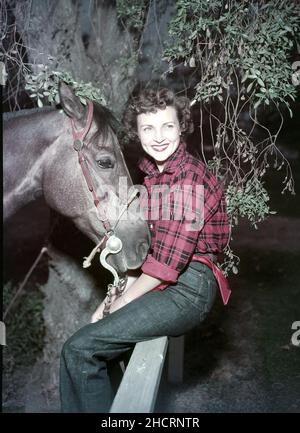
top-left (136, 241), bottom-right (149, 260)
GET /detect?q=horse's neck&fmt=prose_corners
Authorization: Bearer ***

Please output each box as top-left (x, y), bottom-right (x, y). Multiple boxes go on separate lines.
top-left (3, 109), bottom-right (65, 220)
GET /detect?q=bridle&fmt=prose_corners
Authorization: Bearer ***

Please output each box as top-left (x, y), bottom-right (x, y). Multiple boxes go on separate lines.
top-left (70, 99), bottom-right (137, 242)
top-left (70, 100), bottom-right (138, 314)
top-left (71, 100), bottom-right (112, 232)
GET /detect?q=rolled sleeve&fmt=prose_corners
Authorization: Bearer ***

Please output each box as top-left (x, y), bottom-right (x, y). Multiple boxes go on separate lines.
top-left (142, 254), bottom-right (179, 282)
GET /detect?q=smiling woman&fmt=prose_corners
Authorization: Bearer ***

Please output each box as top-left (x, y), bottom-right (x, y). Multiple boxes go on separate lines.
top-left (59, 86), bottom-right (231, 413)
top-left (137, 106), bottom-right (181, 171)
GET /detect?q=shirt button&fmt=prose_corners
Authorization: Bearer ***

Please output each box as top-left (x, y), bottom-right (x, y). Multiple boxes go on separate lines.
top-left (149, 223), bottom-right (154, 229)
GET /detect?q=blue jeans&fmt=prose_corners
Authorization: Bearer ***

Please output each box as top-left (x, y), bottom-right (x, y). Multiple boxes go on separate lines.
top-left (59, 261), bottom-right (218, 412)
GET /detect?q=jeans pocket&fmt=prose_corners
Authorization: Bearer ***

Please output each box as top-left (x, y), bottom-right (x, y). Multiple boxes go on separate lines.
top-left (177, 264), bottom-right (217, 319)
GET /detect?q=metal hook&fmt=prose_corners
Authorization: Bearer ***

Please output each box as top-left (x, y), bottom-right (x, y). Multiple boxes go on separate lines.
top-left (99, 235), bottom-right (123, 286)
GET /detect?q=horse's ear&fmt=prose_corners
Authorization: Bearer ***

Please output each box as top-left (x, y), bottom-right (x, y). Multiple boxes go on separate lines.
top-left (59, 81), bottom-right (87, 123)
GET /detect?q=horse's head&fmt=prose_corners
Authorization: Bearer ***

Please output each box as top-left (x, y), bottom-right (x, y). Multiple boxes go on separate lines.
top-left (43, 82), bottom-right (150, 273)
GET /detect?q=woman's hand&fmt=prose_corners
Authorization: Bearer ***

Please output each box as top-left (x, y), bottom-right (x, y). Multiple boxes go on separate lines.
top-left (109, 294), bottom-right (131, 314)
top-left (90, 291), bottom-right (117, 323)
top-left (91, 299), bottom-right (107, 323)
top-left (91, 293), bottom-right (131, 322)
top-left (90, 271), bottom-right (142, 322)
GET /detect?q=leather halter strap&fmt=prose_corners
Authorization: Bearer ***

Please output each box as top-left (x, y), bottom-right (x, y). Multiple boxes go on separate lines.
top-left (70, 100), bottom-right (111, 233)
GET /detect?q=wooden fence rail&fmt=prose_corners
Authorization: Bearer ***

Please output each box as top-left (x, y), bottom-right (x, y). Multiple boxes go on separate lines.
top-left (110, 335), bottom-right (184, 413)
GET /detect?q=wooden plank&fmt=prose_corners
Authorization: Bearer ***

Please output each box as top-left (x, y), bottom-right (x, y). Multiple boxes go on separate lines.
top-left (110, 336), bottom-right (168, 413)
top-left (167, 335), bottom-right (185, 383)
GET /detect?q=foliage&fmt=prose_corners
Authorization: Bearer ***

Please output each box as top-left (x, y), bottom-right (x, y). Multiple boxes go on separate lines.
top-left (165, 0), bottom-right (299, 110)
top-left (116, 0), bottom-right (150, 82)
top-left (24, 66), bottom-right (107, 107)
top-left (3, 282), bottom-right (45, 371)
top-left (164, 0), bottom-right (300, 274)
top-left (116, 0), bottom-right (150, 33)
top-left (226, 178), bottom-right (276, 229)
top-left (1, 0), bottom-right (31, 111)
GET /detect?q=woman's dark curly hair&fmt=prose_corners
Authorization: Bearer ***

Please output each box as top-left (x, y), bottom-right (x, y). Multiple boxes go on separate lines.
top-left (123, 87), bottom-right (194, 141)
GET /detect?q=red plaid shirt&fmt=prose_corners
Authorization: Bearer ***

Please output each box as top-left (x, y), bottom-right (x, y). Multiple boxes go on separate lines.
top-left (139, 141), bottom-right (230, 285)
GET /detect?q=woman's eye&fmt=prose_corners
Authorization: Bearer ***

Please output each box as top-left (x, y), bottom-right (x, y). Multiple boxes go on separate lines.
top-left (167, 124), bottom-right (174, 129)
top-left (143, 126), bottom-right (152, 133)
top-left (97, 158), bottom-right (114, 169)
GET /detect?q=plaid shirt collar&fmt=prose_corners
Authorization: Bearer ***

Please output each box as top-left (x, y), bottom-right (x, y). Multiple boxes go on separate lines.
top-left (138, 141), bottom-right (187, 176)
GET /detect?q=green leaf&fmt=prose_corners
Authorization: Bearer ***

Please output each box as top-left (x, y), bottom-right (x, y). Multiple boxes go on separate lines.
top-left (254, 99), bottom-right (261, 110)
top-left (232, 266), bottom-right (238, 275)
top-left (257, 77), bottom-right (264, 87)
top-left (247, 82), bottom-right (254, 92)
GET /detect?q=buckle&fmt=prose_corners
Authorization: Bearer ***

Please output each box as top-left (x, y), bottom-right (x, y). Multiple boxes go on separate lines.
top-left (73, 139), bottom-right (83, 151)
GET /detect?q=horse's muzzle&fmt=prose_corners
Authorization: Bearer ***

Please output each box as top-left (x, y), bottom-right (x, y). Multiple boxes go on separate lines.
top-left (136, 240), bottom-right (149, 262)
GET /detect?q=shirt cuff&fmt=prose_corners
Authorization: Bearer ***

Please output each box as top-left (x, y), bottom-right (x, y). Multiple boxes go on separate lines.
top-left (141, 255), bottom-right (179, 283)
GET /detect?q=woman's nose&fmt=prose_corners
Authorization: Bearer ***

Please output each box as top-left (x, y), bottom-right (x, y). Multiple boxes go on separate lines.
top-left (154, 129), bottom-right (164, 143)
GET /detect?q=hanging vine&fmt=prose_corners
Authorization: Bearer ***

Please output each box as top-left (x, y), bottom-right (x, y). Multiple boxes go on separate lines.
top-left (163, 0), bottom-right (300, 274)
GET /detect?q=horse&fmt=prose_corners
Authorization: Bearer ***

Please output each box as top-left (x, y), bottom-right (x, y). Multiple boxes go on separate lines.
top-left (3, 82), bottom-right (150, 275)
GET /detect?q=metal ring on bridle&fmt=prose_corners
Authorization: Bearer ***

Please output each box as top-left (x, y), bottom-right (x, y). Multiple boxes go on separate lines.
top-left (106, 235), bottom-right (123, 254)
top-left (73, 139), bottom-right (84, 151)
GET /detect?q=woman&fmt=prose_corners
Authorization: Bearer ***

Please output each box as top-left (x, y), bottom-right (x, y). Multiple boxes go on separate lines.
top-left (59, 87), bottom-right (230, 413)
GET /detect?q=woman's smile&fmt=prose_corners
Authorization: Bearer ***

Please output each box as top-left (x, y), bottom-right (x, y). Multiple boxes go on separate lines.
top-left (151, 142), bottom-right (170, 152)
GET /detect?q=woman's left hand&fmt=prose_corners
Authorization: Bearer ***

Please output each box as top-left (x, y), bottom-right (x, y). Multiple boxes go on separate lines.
top-left (109, 294), bottom-right (131, 314)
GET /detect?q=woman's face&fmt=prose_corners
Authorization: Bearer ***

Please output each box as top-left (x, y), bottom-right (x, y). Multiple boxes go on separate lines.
top-left (137, 106), bottom-right (181, 170)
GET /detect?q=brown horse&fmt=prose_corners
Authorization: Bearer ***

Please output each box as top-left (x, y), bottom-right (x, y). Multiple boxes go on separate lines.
top-left (3, 82), bottom-right (150, 274)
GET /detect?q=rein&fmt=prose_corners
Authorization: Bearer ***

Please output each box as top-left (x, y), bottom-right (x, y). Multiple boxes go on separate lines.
top-left (70, 100), bottom-right (137, 316)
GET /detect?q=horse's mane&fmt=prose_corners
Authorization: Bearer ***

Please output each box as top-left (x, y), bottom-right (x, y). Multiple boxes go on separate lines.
top-left (3, 106), bottom-right (55, 121)
top-left (92, 102), bottom-right (123, 144)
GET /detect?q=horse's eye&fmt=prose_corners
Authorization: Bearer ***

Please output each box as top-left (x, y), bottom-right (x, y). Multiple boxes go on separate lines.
top-left (97, 158), bottom-right (114, 169)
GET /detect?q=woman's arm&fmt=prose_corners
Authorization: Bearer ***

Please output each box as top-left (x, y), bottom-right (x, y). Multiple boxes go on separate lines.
top-left (108, 273), bottom-right (164, 314)
top-left (123, 273), bottom-right (163, 301)
top-left (91, 272), bottom-right (164, 321)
